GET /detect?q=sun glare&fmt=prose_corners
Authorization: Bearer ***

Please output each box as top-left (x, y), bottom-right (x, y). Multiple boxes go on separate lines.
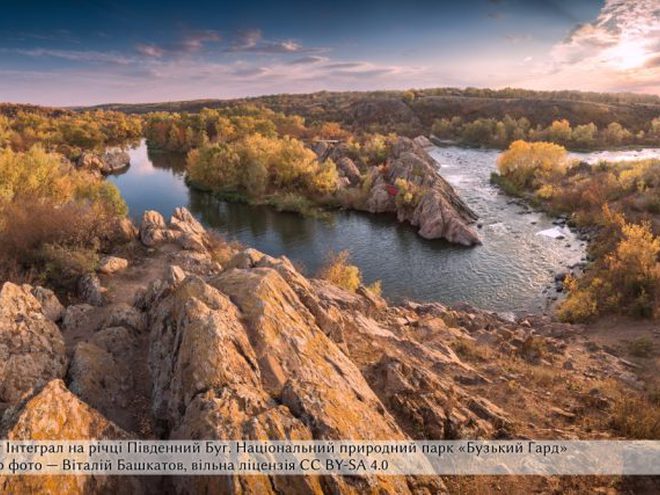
top-left (605, 39), bottom-right (649, 70)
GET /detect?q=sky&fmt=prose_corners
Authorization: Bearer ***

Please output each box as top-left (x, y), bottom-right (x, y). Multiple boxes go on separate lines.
top-left (0, 0), bottom-right (658, 106)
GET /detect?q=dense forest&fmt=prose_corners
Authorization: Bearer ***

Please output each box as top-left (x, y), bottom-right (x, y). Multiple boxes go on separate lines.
top-left (88, 87), bottom-right (660, 148)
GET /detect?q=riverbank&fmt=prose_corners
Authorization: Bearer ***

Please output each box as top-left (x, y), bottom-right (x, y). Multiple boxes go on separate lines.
top-left (2, 207), bottom-right (657, 493)
top-left (492, 141), bottom-right (659, 322)
top-left (110, 141), bottom-right (592, 313)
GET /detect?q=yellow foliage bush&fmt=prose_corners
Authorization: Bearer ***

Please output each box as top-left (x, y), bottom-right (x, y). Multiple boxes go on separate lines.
top-left (318, 250), bottom-right (362, 292)
top-left (0, 146), bottom-right (127, 288)
top-left (559, 213), bottom-right (660, 321)
top-left (497, 140), bottom-right (570, 190)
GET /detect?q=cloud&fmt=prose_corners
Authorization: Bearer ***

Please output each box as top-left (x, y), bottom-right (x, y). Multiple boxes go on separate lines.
top-left (136, 44), bottom-right (165, 58)
top-left (551, 0), bottom-right (658, 69)
top-left (513, 0), bottom-right (660, 94)
top-left (180, 30), bottom-right (222, 52)
top-left (324, 62), bottom-right (364, 69)
top-left (11, 48), bottom-right (133, 65)
top-left (226, 29), bottom-right (306, 53)
top-left (135, 30), bottom-right (221, 58)
top-left (287, 55), bottom-right (327, 65)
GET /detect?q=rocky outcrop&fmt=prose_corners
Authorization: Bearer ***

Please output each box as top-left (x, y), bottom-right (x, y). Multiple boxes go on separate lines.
top-left (67, 342), bottom-right (132, 419)
top-left (0, 283), bottom-right (67, 404)
top-left (336, 156), bottom-right (362, 186)
top-left (139, 210), bottom-right (169, 246)
top-left (375, 137), bottom-right (480, 245)
top-left (315, 136), bottom-right (480, 245)
top-left (0, 380), bottom-right (141, 494)
top-left (148, 263), bottom-right (443, 493)
top-left (77, 149), bottom-right (130, 175)
top-left (0, 212), bottom-right (645, 494)
top-left (30, 286), bottom-right (65, 322)
top-left (102, 148), bottom-right (131, 173)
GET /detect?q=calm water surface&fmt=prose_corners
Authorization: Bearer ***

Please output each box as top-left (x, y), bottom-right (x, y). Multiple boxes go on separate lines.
top-left (109, 142), bottom-right (659, 314)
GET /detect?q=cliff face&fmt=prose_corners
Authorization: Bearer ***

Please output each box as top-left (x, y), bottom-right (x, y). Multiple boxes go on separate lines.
top-left (0, 208), bottom-right (644, 494)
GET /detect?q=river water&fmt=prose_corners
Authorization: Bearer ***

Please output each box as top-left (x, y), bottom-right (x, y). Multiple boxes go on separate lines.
top-left (109, 142), bottom-right (658, 314)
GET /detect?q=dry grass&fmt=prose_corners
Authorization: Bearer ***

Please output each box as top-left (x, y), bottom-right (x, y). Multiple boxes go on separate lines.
top-left (317, 250), bottom-right (361, 292)
top-left (451, 338), bottom-right (494, 362)
top-left (0, 200), bottom-right (114, 290)
top-left (206, 231), bottom-right (244, 265)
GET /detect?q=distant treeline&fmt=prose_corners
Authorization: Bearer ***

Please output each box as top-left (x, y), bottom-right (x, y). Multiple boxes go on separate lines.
top-left (431, 116), bottom-right (660, 150)
top-left (0, 105), bottom-right (142, 159)
top-left (86, 87), bottom-right (660, 145)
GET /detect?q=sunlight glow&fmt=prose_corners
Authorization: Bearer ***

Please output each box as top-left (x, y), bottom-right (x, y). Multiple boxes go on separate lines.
top-left (605, 39), bottom-right (649, 70)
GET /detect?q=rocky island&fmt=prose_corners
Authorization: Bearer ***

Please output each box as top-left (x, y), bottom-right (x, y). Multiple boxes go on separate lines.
top-left (316, 136), bottom-right (480, 246)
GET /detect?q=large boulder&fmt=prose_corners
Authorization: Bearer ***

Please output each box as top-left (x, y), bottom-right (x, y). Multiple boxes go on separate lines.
top-left (67, 342), bottom-right (131, 419)
top-left (0, 380), bottom-right (141, 494)
top-left (77, 149), bottom-right (130, 175)
top-left (362, 137), bottom-right (480, 245)
top-left (139, 210), bottom-right (168, 246)
top-left (98, 255), bottom-right (128, 274)
top-left (0, 283), bottom-right (67, 404)
top-left (102, 148), bottom-right (130, 174)
top-left (30, 286), bottom-right (65, 322)
top-left (78, 273), bottom-right (105, 306)
top-left (408, 189), bottom-right (481, 245)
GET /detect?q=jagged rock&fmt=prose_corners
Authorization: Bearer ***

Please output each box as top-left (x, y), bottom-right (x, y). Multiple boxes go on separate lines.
top-left (166, 265), bottom-right (186, 286)
top-left (67, 342), bottom-right (132, 417)
top-left (336, 156), bottom-right (361, 186)
top-left (169, 249), bottom-right (221, 276)
top-left (176, 232), bottom-right (206, 251)
top-left (0, 283), bottom-right (67, 404)
top-left (76, 152), bottom-right (105, 173)
top-left (102, 148), bottom-right (130, 174)
top-left (365, 175), bottom-right (396, 213)
top-left (78, 273), bottom-right (105, 306)
top-left (30, 286), bottom-right (65, 322)
top-left (170, 207), bottom-right (206, 237)
top-left (0, 380), bottom-right (141, 495)
top-left (114, 216), bottom-right (139, 242)
top-left (413, 135), bottom-right (434, 148)
top-left (139, 210), bottom-right (168, 247)
top-left (62, 304), bottom-right (102, 335)
top-left (147, 264), bottom-right (440, 493)
top-left (408, 189), bottom-right (481, 245)
top-left (224, 248), bottom-right (265, 270)
top-left (171, 388), bottom-right (324, 495)
top-left (360, 136), bottom-right (480, 245)
top-left (98, 255), bottom-right (129, 274)
top-left (90, 326), bottom-right (136, 359)
top-left (103, 303), bottom-right (146, 332)
top-left (149, 275), bottom-right (261, 428)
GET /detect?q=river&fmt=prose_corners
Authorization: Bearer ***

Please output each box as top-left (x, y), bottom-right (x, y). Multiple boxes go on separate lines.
top-left (109, 141), bottom-right (658, 314)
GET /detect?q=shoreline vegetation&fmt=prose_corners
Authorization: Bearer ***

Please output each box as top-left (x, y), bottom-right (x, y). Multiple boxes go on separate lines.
top-left (146, 106), bottom-right (481, 245)
top-left (492, 140), bottom-right (659, 322)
